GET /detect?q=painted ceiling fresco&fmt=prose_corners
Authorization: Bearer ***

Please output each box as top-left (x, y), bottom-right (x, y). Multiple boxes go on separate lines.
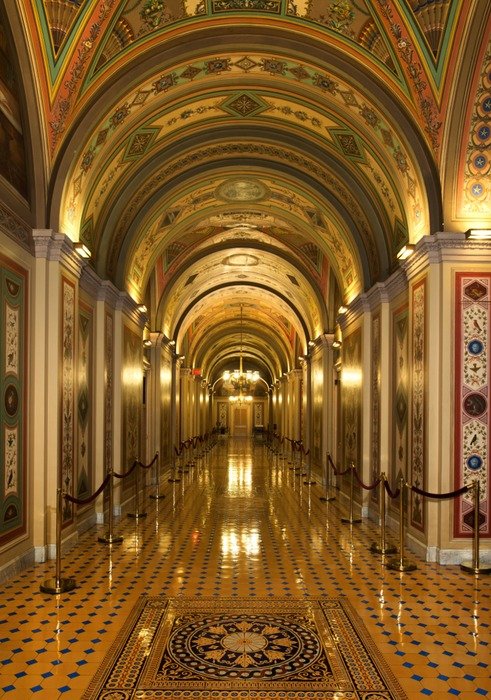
top-left (2, 0), bottom-right (490, 384)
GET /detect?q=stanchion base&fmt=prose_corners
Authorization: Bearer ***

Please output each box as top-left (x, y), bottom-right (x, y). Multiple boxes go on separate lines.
top-left (370, 542), bottom-right (397, 555)
top-left (460, 560), bottom-right (491, 574)
top-left (98, 534), bottom-right (124, 544)
top-left (40, 578), bottom-right (77, 594)
top-left (150, 493), bottom-right (165, 500)
top-left (341, 517), bottom-right (362, 524)
top-left (386, 557), bottom-right (417, 572)
top-left (128, 511), bottom-right (147, 518)
top-left (319, 496), bottom-right (336, 502)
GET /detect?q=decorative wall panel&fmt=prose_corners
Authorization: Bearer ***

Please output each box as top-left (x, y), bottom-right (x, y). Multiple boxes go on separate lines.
top-left (61, 277), bottom-right (75, 524)
top-left (122, 325), bottom-right (142, 481)
top-left (371, 313), bottom-right (381, 500)
top-left (217, 401), bottom-right (228, 429)
top-left (312, 350), bottom-right (323, 467)
top-left (77, 302), bottom-right (93, 502)
top-left (160, 350), bottom-right (172, 465)
top-left (410, 279), bottom-right (426, 531)
top-left (392, 304), bottom-right (409, 488)
top-left (0, 256), bottom-right (27, 545)
top-left (104, 312), bottom-right (113, 474)
top-left (341, 327), bottom-right (362, 470)
top-left (454, 273), bottom-right (491, 538)
top-left (254, 402), bottom-right (263, 427)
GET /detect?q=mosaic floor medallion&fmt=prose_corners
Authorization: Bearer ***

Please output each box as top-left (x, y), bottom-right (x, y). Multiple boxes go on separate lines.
top-left (82, 596), bottom-right (407, 699)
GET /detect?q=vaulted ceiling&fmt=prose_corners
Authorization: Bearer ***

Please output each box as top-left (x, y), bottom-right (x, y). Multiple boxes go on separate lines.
top-left (2, 0), bottom-right (490, 386)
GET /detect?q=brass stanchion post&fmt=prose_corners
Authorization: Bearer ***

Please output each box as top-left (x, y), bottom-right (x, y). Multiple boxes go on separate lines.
top-left (128, 462), bottom-right (147, 518)
top-left (99, 469), bottom-right (123, 544)
top-left (370, 474), bottom-right (396, 555)
top-left (461, 479), bottom-right (491, 574)
top-left (387, 475), bottom-right (417, 571)
top-left (341, 462), bottom-right (362, 524)
top-left (320, 452), bottom-right (336, 502)
top-left (40, 488), bottom-right (77, 594)
top-left (150, 453), bottom-right (164, 500)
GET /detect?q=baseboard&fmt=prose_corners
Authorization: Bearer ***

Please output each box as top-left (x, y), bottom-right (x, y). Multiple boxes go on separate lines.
top-left (0, 548), bottom-right (36, 583)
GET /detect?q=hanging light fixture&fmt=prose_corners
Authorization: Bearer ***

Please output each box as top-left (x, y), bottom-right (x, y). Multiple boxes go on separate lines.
top-left (223, 304), bottom-right (260, 403)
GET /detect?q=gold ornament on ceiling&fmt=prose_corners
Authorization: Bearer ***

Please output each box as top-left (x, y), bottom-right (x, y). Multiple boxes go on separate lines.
top-left (215, 179), bottom-right (269, 202)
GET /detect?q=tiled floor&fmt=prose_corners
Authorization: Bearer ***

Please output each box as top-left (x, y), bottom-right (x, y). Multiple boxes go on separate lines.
top-left (0, 438), bottom-right (490, 698)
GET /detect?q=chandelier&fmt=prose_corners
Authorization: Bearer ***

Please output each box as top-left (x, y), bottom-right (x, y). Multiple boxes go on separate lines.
top-left (223, 304), bottom-right (260, 403)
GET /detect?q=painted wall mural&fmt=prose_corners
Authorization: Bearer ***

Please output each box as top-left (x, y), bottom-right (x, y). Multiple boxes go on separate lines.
top-left (454, 273), bottom-right (490, 538)
top-left (371, 312), bottom-right (381, 501)
top-left (217, 401), bottom-right (228, 429)
top-left (312, 350), bottom-right (323, 467)
top-left (104, 311), bottom-right (113, 474)
top-left (160, 349), bottom-right (172, 466)
top-left (410, 278), bottom-right (426, 531)
top-left (0, 256), bottom-right (27, 545)
top-left (122, 325), bottom-right (142, 484)
top-left (61, 277), bottom-right (76, 524)
top-left (77, 302), bottom-right (93, 502)
top-left (341, 326), bottom-right (362, 470)
top-left (392, 303), bottom-right (409, 489)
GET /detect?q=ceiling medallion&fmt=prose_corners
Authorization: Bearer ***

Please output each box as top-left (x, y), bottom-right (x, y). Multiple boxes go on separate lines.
top-left (216, 179), bottom-right (269, 202)
top-left (222, 253), bottom-right (259, 266)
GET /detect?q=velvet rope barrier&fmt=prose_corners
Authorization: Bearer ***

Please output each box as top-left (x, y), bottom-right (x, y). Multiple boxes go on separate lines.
top-left (64, 473), bottom-right (111, 506)
top-left (113, 460), bottom-right (138, 480)
top-left (136, 452), bottom-right (159, 469)
top-left (353, 469), bottom-right (381, 491)
top-left (410, 483), bottom-right (469, 499)
top-left (383, 480), bottom-right (400, 500)
top-left (327, 454), bottom-right (351, 478)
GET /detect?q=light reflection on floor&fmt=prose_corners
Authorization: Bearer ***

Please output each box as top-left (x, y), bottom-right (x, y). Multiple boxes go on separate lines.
top-left (0, 437), bottom-right (489, 698)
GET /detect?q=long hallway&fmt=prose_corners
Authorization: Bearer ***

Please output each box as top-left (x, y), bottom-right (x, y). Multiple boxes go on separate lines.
top-left (0, 438), bottom-right (489, 698)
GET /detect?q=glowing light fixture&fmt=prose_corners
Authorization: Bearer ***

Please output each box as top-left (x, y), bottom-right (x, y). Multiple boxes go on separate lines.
top-left (332, 340), bottom-right (342, 348)
top-left (137, 304), bottom-right (148, 313)
top-left (143, 338), bottom-right (152, 347)
top-left (338, 305), bottom-right (348, 315)
top-left (74, 242), bottom-right (91, 259)
top-left (223, 304), bottom-right (259, 403)
top-left (465, 229), bottom-right (491, 240)
top-left (396, 244), bottom-right (415, 260)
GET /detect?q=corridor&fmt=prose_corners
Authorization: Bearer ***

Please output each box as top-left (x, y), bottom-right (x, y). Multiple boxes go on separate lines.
top-left (0, 438), bottom-right (489, 698)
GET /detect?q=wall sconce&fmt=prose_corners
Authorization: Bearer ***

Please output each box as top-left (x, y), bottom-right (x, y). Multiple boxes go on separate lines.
top-left (137, 304), bottom-right (148, 313)
top-left (74, 242), bottom-right (91, 259)
top-left (308, 340), bottom-right (315, 347)
top-left (396, 244), bottom-right (414, 260)
top-left (465, 229), bottom-right (491, 240)
top-left (332, 340), bottom-right (342, 348)
top-left (168, 339), bottom-right (176, 346)
top-left (338, 305), bottom-right (348, 315)
top-left (143, 339), bottom-right (152, 347)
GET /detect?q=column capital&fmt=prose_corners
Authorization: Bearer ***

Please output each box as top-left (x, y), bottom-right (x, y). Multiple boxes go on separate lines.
top-left (32, 229), bottom-right (85, 278)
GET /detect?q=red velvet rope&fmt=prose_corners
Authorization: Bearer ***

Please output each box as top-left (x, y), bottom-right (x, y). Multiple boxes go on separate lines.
top-left (136, 453), bottom-right (158, 469)
top-left (327, 454), bottom-right (350, 477)
top-left (114, 460), bottom-right (138, 479)
top-left (353, 469), bottom-right (381, 491)
top-left (64, 473), bottom-right (111, 506)
top-left (410, 483), bottom-right (470, 499)
top-left (383, 481), bottom-right (401, 499)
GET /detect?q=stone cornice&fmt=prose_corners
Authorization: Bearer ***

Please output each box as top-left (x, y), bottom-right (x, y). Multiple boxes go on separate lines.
top-left (402, 232), bottom-right (491, 278)
top-left (80, 263), bottom-right (104, 298)
top-left (97, 279), bottom-right (122, 307)
top-left (32, 229), bottom-right (84, 278)
top-left (116, 291), bottom-right (147, 328)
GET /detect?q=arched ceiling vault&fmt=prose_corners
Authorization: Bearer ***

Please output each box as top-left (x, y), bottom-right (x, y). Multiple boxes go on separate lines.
top-left (5, 2), bottom-right (489, 384)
